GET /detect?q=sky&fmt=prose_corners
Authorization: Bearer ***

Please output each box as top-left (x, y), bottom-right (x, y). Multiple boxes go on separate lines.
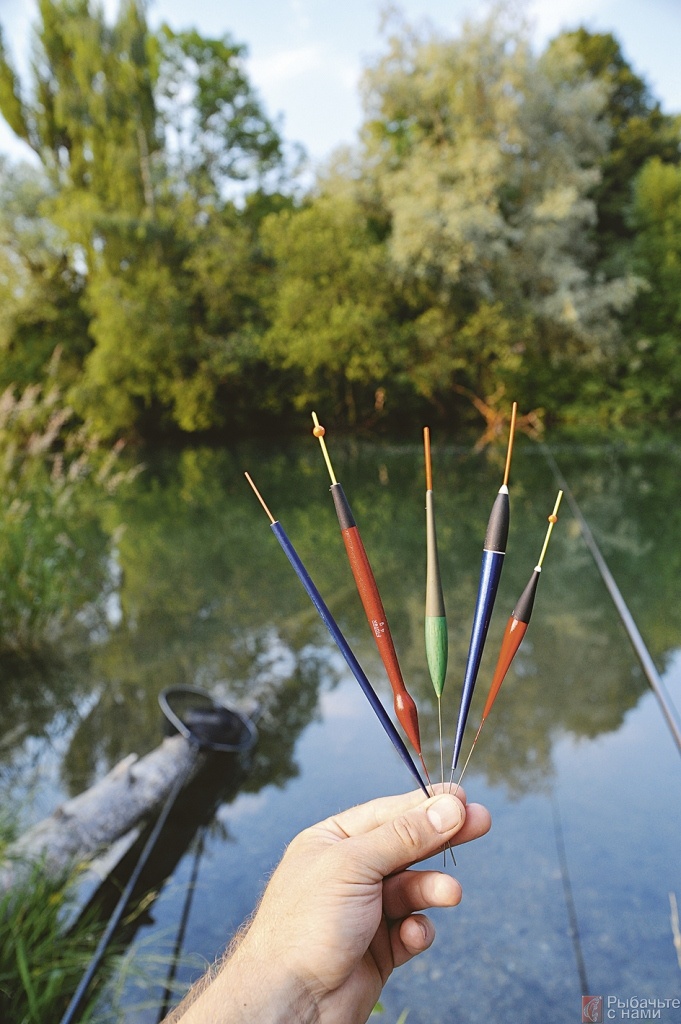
top-left (1, 0), bottom-right (680, 171)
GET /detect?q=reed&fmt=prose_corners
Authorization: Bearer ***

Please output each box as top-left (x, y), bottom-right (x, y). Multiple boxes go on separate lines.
top-left (0, 838), bottom-right (110, 1023)
top-left (0, 816), bottom-right (171, 1023)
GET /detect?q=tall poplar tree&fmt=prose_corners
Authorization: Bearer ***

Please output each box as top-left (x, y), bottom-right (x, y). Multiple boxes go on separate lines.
top-left (0, 0), bottom-right (285, 436)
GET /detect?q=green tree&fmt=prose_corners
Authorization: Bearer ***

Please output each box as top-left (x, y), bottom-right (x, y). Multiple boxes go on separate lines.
top-left (613, 157), bottom-right (681, 419)
top-left (261, 193), bottom-right (410, 424)
top-left (0, 157), bottom-right (90, 395)
top-left (156, 26), bottom-right (283, 198)
top-left (354, 9), bottom-right (638, 419)
top-left (557, 28), bottom-right (681, 271)
top-left (630, 159), bottom-right (681, 333)
top-left (0, 1), bottom-right (286, 438)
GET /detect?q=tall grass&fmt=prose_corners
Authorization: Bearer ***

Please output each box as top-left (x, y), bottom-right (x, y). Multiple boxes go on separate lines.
top-left (0, 821), bottom-right (120, 1023)
top-left (1, 820), bottom-right (196, 1023)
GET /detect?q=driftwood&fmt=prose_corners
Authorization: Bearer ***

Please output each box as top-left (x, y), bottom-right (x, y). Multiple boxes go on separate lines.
top-left (452, 384), bottom-right (544, 448)
top-left (0, 734), bottom-right (204, 895)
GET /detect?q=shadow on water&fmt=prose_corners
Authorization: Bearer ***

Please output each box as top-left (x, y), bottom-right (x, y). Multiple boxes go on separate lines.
top-left (2, 433), bottom-right (681, 1022)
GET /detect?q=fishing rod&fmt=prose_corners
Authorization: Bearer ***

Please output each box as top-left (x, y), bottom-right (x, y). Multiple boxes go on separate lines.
top-left (449, 402), bottom-right (518, 778)
top-left (453, 491), bottom-right (563, 792)
top-left (423, 427), bottom-right (448, 787)
top-left (59, 692), bottom-right (256, 1024)
top-left (542, 446), bottom-right (681, 756)
top-left (310, 413), bottom-right (433, 788)
top-left (59, 764), bottom-right (193, 1024)
top-left (244, 472), bottom-right (429, 796)
top-left (552, 793), bottom-right (590, 996)
top-left (157, 828), bottom-right (206, 1023)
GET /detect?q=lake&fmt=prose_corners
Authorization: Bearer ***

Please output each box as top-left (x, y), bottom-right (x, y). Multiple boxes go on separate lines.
top-left (2, 432), bottom-right (680, 1023)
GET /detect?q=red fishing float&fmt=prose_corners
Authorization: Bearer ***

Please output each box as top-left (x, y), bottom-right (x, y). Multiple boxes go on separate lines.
top-left (311, 412), bottom-right (433, 788)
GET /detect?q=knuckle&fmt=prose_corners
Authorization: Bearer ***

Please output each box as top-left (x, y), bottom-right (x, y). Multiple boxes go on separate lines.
top-left (391, 813), bottom-right (422, 851)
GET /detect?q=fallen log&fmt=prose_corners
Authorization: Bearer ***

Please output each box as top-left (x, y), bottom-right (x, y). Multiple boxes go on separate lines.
top-left (0, 733), bottom-right (204, 894)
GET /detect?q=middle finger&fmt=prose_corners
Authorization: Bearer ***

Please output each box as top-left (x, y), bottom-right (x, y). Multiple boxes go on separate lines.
top-left (383, 868), bottom-right (462, 920)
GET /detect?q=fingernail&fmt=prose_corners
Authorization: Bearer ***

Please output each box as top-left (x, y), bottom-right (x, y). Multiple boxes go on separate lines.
top-left (426, 794), bottom-right (463, 834)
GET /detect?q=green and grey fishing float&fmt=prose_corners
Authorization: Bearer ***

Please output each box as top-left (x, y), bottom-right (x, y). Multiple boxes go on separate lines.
top-left (424, 427), bottom-right (448, 787)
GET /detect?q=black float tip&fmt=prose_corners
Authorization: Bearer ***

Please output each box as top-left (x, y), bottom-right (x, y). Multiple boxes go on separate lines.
top-left (330, 483), bottom-right (356, 530)
top-left (512, 569), bottom-right (540, 624)
top-left (483, 487), bottom-right (510, 553)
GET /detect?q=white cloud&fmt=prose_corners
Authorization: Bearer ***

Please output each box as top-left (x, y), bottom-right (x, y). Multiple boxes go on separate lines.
top-left (529, 0), bottom-right (614, 39)
top-left (248, 42), bottom-right (360, 99)
top-left (249, 44), bottom-right (325, 88)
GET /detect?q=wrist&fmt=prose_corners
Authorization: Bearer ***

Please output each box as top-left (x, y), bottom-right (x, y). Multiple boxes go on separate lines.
top-left (224, 942), bottom-right (320, 1024)
top-left (175, 936), bottom-right (319, 1024)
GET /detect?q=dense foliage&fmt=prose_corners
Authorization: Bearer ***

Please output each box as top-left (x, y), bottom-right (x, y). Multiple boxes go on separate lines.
top-left (0, 363), bottom-right (139, 653)
top-left (0, 0), bottom-right (680, 438)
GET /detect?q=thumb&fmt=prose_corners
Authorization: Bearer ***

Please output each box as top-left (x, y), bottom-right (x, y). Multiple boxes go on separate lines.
top-left (348, 793), bottom-right (466, 879)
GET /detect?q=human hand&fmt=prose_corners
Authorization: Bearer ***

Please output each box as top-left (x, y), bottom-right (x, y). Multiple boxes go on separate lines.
top-left (170, 785), bottom-right (490, 1024)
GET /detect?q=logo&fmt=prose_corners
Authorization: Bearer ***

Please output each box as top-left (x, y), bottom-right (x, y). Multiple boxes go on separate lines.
top-left (582, 996), bottom-right (603, 1023)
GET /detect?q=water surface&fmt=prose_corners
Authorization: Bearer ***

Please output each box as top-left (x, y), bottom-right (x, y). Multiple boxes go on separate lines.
top-left (2, 435), bottom-right (680, 1022)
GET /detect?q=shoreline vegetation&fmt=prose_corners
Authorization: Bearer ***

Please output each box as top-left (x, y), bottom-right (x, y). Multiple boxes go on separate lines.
top-left (0, 815), bottom-right (122, 1024)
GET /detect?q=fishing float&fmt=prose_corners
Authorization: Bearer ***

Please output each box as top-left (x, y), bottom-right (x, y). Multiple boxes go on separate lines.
top-left (450, 402), bottom-right (518, 778)
top-left (311, 412), bottom-right (433, 789)
top-left (453, 490), bottom-right (563, 793)
top-left (423, 427), bottom-right (448, 787)
top-left (244, 472), bottom-right (429, 796)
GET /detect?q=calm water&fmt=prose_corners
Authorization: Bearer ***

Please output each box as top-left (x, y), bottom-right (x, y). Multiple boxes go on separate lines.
top-left (2, 435), bottom-right (681, 1022)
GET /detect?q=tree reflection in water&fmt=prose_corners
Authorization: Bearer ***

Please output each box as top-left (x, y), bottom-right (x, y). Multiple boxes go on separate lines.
top-left (1, 435), bottom-right (681, 1022)
top-left (2, 437), bottom-right (681, 812)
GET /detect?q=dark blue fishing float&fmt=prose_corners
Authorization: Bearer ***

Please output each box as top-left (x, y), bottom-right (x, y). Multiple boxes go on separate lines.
top-left (244, 472), bottom-right (429, 796)
top-left (450, 402), bottom-right (517, 775)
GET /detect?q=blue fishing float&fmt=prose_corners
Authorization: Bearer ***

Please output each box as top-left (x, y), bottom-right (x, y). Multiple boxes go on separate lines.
top-left (450, 402), bottom-right (517, 775)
